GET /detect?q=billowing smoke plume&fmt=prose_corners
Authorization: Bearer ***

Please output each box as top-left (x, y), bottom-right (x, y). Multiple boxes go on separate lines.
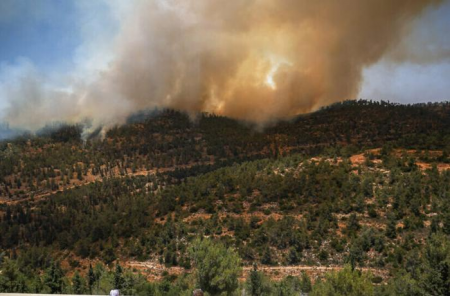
top-left (1, 0), bottom-right (445, 130)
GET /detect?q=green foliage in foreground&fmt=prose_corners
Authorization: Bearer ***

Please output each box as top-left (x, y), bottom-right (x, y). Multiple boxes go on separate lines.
top-left (190, 238), bottom-right (241, 295)
top-left (2, 234), bottom-right (450, 295)
top-left (311, 266), bottom-right (373, 296)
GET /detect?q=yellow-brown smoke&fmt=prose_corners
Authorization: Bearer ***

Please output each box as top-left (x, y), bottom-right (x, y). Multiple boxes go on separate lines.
top-left (2, 0), bottom-right (444, 130)
top-left (97, 0), bottom-right (442, 123)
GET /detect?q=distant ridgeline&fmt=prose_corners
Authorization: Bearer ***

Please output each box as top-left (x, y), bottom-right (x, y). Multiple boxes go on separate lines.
top-left (2, 99), bottom-right (450, 145)
top-left (1, 99), bottom-right (450, 295)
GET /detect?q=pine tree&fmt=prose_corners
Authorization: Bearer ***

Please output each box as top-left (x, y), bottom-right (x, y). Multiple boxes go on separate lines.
top-left (300, 271), bottom-right (312, 293)
top-left (43, 261), bottom-right (65, 294)
top-left (261, 247), bottom-right (273, 266)
top-left (247, 263), bottom-right (264, 296)
top-left (190, 238), bottom-right (242, 295)
top-left (72, 271), bottom-right (83, 294)
top-left (386, 215), bottom-right (397, 239)
top-left (87, 264), bottom-right (95, 294)
top-left (419, 233), bottom-right (450, 295)
top-left (288, 247), bottom-right (300, 265)
top-left (347, 243), bottom-right (364, 271)
top-left (113, 263), bottom-right (124, 290)
top-left (346, 213), bottom-right (361, 236)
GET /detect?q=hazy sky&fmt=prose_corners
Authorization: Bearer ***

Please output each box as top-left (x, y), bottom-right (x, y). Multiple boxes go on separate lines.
top-left (0, 0), bottom-right (119, 112)
top-left (360, 1), bottom-right (450, 104)
top-left (0, 0), bottom-right (449, 127)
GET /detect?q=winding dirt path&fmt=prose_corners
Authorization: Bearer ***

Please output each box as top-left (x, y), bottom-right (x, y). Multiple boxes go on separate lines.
top-left (127, 260), bottom-right (388, 282)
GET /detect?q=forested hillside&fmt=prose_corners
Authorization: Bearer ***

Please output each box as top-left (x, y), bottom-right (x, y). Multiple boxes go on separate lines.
top-left (2, 100), bottom-right (450, 295)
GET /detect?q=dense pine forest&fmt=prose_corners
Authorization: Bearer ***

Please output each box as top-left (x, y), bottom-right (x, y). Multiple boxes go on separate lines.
top-left (2, 100), bottom-right (450, 295)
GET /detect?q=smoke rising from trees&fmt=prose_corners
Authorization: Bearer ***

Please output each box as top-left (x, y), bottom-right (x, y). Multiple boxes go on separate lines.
top-left (0, 0), bottom-right (445, 130)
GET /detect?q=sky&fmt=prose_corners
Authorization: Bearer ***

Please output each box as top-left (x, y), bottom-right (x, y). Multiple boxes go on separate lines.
top-left (0, 1), bottom-right (79, 73)
top-left (0, 0), bottom-right (449, 130)
top-left (0, 0), bottom-right (119, 112)
top-left (360, 1), bottom-right (450, 104)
